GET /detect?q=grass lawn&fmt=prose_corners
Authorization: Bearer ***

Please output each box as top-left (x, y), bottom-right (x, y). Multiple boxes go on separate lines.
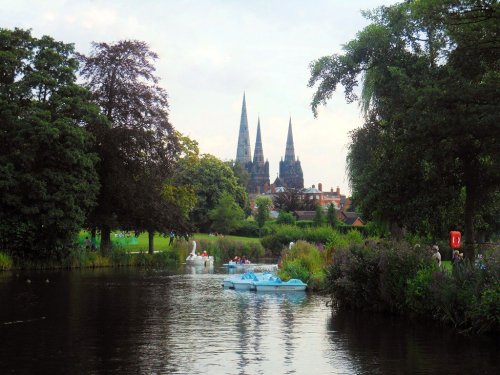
top-left (78, 231), bottom-right (260, 252)
top-left (442, 260), bottom-right (452, 272)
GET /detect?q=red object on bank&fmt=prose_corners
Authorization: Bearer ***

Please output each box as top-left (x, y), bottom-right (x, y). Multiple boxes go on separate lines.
top-left (449, 231), bottom-right (461, 249)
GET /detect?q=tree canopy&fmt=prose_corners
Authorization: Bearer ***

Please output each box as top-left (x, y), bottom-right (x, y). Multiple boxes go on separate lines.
top-left (78, 40), bottom-right (183, 252)
top-left (0, 28), bottom-right (101, 258)
top-left (174, 154), bottom-right (248, 232)
top-left (309, 0), bottom-right (499, 257)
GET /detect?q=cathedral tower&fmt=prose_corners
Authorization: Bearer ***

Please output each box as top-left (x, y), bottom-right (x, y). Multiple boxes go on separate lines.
top-left (279, 118), bottom-right (304, 189)
top-left (247, 118), bottom-right (270, 193)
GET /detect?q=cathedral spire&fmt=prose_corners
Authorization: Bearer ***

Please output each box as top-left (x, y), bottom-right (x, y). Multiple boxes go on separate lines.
top-left (253, 117), bottom-right (264, 165)
top-left (236, 92), bottom-right (251, 164)
top-left (284, 117), bottom-right (295, 162)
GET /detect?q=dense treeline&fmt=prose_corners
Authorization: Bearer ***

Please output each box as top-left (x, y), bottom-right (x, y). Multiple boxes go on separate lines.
top-left (309, 0), bottom-right (499, 259)
top-left (0, 28), bottom-right (248, 261)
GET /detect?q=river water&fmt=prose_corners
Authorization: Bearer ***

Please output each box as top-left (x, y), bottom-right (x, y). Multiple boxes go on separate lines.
top-left (0, 266), bottom-right (498, 374)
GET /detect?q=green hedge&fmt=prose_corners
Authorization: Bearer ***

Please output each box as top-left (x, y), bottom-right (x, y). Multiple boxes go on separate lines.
top-left (327, 241), bottom-right (500, 334)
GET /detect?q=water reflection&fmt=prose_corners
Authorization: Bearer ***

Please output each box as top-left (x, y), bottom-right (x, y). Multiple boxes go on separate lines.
top-left (0, 268), bottom-right (498, 374)
top-left (327, 309), bottom-right (500, 375)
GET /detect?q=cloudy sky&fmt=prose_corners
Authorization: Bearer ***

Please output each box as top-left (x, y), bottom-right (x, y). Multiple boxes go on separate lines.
top-left (1, 0), bottom-right (397, 195)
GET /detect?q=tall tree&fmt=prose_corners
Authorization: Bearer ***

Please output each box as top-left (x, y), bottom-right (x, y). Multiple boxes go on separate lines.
top-left (0, 28), bottom-right (100, 259)
top-left (78, 40), bottom-right (181, 254)
top-left (174, 154), bottom-right (247, 232)
top-left (309, 1), bottom-right (499, 258)
top-left (255, 196), bottom-right (272, 229)
top-left (209, 192), bottom-right (245, 234)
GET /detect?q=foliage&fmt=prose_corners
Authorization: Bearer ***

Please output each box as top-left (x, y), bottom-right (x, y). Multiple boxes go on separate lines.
top-left (174, 154), bottom-right (247, 232)
top-left (209, 192), bottom-right (245, 234)
top-left (78, 40), bottom-right (185, 254)
top-left (273, 188), bottom-right (305, 212)
top-left (326, 203), bottom-right (337, 228)
top-left (230, 219), bottom-right (259, 237)
top-left (313, 205), bottom-right (325, 227)
top-left (327, 241), bottom-right (432, 313)
top-left (196, 237), bottom-right (265, 262)
top-left (255, 195), bottom-right (272, 229)
top-left (309, 1), bottom-right (500, 258)
top-left (278, 240), bottom-right (326, 291)
top-left (328, 240), bottom-right (500, 334)
top-left (0, 252), bottom-right (13, 270)
top-left (276, 211), bottom-right (296, 225)
top-left (0, 28), bottom-right (101, 260)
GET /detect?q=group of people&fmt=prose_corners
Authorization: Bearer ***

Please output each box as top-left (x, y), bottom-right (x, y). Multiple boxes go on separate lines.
top-left (431, 244), bottom-right (466, 268)
top-left (231, 256), bottom-right (249, 264)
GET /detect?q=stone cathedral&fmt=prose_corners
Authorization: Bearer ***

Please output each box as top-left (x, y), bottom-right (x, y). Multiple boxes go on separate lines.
top-left (235, 93), bottom-right (304, 194)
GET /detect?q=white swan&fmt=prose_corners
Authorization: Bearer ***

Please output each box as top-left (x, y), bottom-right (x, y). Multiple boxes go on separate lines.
top-left (186, 240), bottom-right (214, 266)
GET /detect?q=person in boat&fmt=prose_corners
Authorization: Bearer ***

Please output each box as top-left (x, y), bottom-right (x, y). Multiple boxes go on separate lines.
top-left (202, 250), bottom-right (208, 257)
top-left (241, 256), bottom-right (246, 264)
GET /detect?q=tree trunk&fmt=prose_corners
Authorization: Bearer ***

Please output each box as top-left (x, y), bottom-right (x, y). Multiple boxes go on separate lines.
top-left (463, 182), bottom-right (476, 261)
top-left (148, 230), bottom-right (154, 255)
top-left (90, 227), bottom-right (97, 251)
top-left (463, 160), bottom-right (478, 261)
top-left (100, 225), bottom-right (111, 256)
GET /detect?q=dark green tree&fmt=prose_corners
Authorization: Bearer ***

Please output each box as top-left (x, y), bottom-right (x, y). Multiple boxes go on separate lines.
top-left (255, 196), bottom-right (272, 229)
top-left (78, 40), bottom-right (182, 254)
top-left (326, 203), bottom-right (338, 228)
top-left (174, 154), bottom-right (247, 232)
top-left (209, 192), bottom-right (245, 234)
top-left (0, 28), bottom-right (101, 259)
top-left (309, 1), bottom-right (499, 258)
top-left (314, 204), bottom-right (325, 227)
top-left (273, 188), bottom-right (305, 212)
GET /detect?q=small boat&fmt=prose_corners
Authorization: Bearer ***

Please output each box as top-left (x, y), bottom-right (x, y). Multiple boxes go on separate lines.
top-left (223, 272), bottom-right (273, 290)
top-left (185, 240), bottom-right (214, 266)
top-left (253, 276), bottom-right (307, 292)
top-left (222, 260), bottom-right (253, 269)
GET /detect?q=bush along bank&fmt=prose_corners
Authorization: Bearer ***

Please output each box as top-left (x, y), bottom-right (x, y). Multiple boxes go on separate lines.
top-left (326, 241), bottom-right (500, 335)
top-left (0, 246), bottom-right (180, 270)
top-left (277, 240), bottom-right (327, 292)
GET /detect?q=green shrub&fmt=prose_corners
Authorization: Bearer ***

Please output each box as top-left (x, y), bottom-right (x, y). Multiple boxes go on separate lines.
top-left (230, 220), bottom-right (260, 237)
top-left (296, 220), bottom-right (314, 228)
top-left (193, 237), bottom-right (265, 262)
top-left (278, 240), bottom-right (326, 291)
top-left (327, 241), bottom-right (431, 312)
top-left (328, 241), bottom-right (500, 334)
top-left (276, 211), bottom-right (297, 225)
top-left (0, 252), bottom-right (13, 270)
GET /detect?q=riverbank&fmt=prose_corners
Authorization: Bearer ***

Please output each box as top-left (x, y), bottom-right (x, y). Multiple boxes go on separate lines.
top-left (0, 233), bottom-right (264, 271)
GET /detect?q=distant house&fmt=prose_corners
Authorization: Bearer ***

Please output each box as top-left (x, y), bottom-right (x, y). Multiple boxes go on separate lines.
top-left (294, 211), bottom-right (316, 221)
top-left (339, 211), bottom-right (365, 226)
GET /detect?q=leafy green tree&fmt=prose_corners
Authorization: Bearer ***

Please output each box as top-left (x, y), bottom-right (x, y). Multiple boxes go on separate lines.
top-left (255, 196), bottom-right (272, 229)
top-left (309, 1), bottom-right (499, 258)
top-left (314, 205), bottom-right (325, 227)
top-left (174, 154), bottom-right (247, 232)
top-left (326, 203), bottom-right (338, 228)
top-left (78, 40), bottom-right (182, 253)
top-left (0, 28), bottom-right (101, 259)
top-left (209, 192), bottom-right (245, 234)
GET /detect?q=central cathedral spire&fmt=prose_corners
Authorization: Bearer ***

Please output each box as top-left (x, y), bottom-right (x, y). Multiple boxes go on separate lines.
top-left (284, 117), bottom-right (295, 162)
top-left (253, 117), bottom-right (264, 165)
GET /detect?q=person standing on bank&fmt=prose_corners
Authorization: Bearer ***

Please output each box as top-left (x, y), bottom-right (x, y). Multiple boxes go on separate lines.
top-left (169, 231), bottom-right (175, 246)
top-left (432, 245), bottom-right (441, 268)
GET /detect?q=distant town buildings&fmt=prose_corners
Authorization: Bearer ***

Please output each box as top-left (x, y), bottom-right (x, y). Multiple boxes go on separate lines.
top-left (235, 93), bottom-right (303, 194)
top-left (234, 93), bottom-right (362, 225)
